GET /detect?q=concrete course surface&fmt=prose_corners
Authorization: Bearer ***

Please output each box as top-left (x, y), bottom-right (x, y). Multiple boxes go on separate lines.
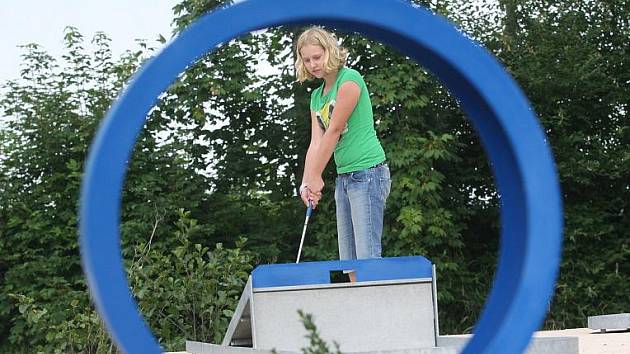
top-left (588, 313), bottom-right (630, 332)
top-left (533, 327), bottom-right (629, 354)
top-left (167, 328), bottom-right (629, 354)
top-left (437, 333), bottom-right (578, 354)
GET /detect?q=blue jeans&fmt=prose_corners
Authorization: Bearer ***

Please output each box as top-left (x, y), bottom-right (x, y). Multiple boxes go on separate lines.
top-left (335, 163), bottom-right (391, 260)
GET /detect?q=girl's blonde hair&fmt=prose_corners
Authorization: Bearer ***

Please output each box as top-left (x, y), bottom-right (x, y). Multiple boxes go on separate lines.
top-left (294, 27), bottom-right (348, 82)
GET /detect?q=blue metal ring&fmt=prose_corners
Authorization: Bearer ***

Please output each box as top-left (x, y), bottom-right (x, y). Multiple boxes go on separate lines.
top-left (80, 0), bottom-right (562, 353)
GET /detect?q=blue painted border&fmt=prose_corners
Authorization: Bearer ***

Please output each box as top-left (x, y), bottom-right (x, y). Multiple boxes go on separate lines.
top-left (252, 256), bottom-right (433, 288)
top-left (79, 1), bottom-right (563, 353)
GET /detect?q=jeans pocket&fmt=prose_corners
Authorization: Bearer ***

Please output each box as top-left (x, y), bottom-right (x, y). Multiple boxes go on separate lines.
top-left (350, 169), bottom-right (370, 183)
top-left (377, 165), bottom-right (391, 199)
top-left (380, 177), bottom-right (392, 200)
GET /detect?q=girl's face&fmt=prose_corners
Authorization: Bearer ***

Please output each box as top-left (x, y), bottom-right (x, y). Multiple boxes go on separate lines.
top-left (300, 44), bottom-right (326, 79)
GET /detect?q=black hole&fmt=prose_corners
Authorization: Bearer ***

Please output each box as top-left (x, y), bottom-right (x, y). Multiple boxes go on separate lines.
top-left (330, 270), bottom-right (352, 283)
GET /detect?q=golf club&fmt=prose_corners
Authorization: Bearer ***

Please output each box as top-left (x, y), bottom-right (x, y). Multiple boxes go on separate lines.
top-left (296, 201), bottom-right (313, 263)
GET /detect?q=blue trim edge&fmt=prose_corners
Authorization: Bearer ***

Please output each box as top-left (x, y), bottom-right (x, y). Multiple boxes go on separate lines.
top-left (252, 256), bottom-right (433, 288)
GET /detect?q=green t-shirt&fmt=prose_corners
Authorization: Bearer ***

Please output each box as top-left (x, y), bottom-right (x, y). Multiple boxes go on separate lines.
top-left (310, 67), bottom-right (386, 174)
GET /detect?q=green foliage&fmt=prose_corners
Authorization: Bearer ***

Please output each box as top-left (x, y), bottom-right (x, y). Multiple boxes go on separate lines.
top-left (0, 27), bottom-right (128, 351)
top-left (8, 293), bottom-right (112, 354)
top-left (1, 0), bottom-right (628, 350)
top-left (128, 209), bottom-right (253, 349)
top-left (0, 24), bottom-right (252, 351)
top-left (4, 210), bottom-right (253, 353)
top-left (489, 0), bottom-right (630, 329)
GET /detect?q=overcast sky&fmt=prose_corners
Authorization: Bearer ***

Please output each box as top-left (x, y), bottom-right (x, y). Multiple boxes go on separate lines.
top-left (0, 1), bottom-right (179, 85)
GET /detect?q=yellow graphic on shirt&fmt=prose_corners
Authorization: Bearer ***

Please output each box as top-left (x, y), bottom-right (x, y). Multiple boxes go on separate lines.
top-left (315, 99), bottom-right (348, 134)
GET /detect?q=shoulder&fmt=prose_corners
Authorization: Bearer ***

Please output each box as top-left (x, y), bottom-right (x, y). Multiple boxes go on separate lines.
top-left (339, 67), bottom-right (366, 91)
top-left (340, 67), bottom-right (365, 82)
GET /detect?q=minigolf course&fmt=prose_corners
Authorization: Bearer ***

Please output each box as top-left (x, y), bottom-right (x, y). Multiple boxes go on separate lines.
top-left (222, 256), bottom-right (439, 352)
top-left (78, 0), bottom-right (576, 353)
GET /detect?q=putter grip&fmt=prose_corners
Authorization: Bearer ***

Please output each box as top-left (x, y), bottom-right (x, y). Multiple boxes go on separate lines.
top-left (306, 204), bottom-right (313, 217)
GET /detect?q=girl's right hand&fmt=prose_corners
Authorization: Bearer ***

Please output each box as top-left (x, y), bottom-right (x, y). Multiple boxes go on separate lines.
top-left (300, 185), bottom-right (320, 209)
top-left (308, 190), bottom-right (321, 209)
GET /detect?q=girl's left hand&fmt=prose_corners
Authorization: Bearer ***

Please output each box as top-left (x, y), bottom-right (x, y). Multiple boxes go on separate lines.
top-left (308, 189), bottom-right (322, 209)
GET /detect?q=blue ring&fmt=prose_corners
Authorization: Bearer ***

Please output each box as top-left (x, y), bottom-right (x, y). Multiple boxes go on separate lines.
top-left (80, 0), bottom-right (562, 353)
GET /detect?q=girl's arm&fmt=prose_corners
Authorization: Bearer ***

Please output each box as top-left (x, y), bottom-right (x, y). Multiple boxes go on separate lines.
top-left (300, 110), bottom-right (324, 207)
top-left (304, 81), bottom-right (361, 194)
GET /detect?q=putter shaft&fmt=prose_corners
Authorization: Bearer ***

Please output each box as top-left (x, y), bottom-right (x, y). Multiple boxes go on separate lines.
top-left (296, 203), bottom-right (313, 263)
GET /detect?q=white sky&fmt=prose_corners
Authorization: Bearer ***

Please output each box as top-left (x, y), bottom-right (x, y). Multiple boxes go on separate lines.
top-left (0, 0), bottom-right (180, 85)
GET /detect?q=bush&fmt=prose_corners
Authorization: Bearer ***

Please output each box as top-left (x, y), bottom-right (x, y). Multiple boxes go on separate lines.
top-left (6, 209), bottom-right (254, 353)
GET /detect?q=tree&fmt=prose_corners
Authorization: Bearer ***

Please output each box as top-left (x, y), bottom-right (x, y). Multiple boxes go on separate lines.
top-left (451, 0), bottom-right (630, 329)
top-left (0, 27), bottom-right (229, 351)
top-left (498, 0), bottom-right (629, 328)
top-left (2, 0), bottom-right (628, 349)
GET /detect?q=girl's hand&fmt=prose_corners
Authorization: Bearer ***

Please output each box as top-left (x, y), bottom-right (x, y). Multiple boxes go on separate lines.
top-left (307, 176), bottom-right (324, 196)
top-left (305, 176), bottom-right (324, 209)
top-left (300, 185), bottom-right (320, 209)
top-left (308, 189), bottom-right (322, 209)
top-left (299, 184), bottom-right (311, 207)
